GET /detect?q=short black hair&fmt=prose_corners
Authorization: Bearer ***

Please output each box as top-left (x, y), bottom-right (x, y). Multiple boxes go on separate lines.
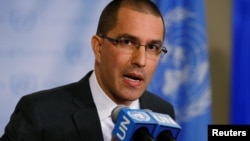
top-left (96, 0), bottom-right (165, 38)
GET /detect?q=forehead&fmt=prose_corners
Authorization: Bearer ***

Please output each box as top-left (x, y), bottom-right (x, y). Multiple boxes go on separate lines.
top-left (109, 7), bottom-right (164, 41)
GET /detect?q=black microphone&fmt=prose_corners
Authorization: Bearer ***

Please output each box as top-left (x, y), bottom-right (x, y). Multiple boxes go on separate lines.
top-left (111, 105), bottom-right (156, 141)
top-left (133, 127), bottom-right (154, 141)
top-left (156, 130), bottom-right (176, 141)
top-left (146, 111), bottom-right (181, 141)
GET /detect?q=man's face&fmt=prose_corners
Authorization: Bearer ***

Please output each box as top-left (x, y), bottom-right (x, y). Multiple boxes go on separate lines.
top-left (93, 7), bottom-right (164, 105)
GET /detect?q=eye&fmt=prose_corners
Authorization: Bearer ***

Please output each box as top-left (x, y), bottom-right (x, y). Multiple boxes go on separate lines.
top-left (147, 44), bottom-right (161, 51)
top-left (119, 38), bottom-right (136, 46)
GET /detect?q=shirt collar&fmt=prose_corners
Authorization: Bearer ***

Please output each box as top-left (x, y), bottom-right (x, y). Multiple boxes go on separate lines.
top-left (89, 71), bottom-right (140, 121)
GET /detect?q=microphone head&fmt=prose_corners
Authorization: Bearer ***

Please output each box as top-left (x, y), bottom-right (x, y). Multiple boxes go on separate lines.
top-left (111, 105), bottom-right (127, 123)
top-left (157, 130), bottom-right (176, 141)
top-left (146, 111), bottom-right (181, 140)
top-left (133, 127), bottom-right (154, 141)
top-left (111, 107), bottom-right (158, 141)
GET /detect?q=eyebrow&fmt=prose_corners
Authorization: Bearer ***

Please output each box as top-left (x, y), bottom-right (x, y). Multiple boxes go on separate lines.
top-left (116, 33), bottom-right (138, 40)
top-left (116, 33), bottom-right (163, 44)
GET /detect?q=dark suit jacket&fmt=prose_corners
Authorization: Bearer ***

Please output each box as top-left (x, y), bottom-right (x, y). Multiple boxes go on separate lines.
top-left (0, 71), bottom-right (175, 141)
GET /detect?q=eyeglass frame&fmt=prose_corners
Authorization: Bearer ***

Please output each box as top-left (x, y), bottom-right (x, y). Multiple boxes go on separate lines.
top-left (98, 34), bottom-right (168, 56)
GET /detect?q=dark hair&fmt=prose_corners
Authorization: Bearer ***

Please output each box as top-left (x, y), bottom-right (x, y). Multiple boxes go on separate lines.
top-left (96, 0), bottom-right (165, 37)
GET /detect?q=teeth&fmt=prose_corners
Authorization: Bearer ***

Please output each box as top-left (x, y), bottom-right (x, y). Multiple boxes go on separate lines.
top-left (125, 76), bottom-right (140, 81)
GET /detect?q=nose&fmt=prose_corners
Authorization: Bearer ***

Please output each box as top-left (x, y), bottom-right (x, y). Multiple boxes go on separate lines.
top-left (131, 45), bottom-right (146, 67)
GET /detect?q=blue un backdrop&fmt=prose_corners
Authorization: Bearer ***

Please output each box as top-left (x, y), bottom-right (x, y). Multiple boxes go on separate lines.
top-left (0, 1), bottom-right (212, 140)
top-left (148, 0), bottom-right (212, 141)
top-left (0, 0), bottom-right (110, 134)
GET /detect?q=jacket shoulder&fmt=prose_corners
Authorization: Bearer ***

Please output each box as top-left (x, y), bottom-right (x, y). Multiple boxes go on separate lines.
top-left (140, 91), bottom-right (175, 119)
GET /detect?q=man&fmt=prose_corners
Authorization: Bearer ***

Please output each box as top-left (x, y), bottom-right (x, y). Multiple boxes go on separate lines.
top-left (0, 0), bottom-right (175, 140)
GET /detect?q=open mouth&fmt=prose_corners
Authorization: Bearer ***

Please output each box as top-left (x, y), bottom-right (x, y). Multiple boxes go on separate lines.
top-left (124, 73), bottom-right (143, 82)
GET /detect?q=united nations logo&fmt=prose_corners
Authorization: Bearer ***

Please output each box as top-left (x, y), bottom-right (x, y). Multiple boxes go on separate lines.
top-left (10, 73), bottom-right (37, 96)
top-left (127, 111), bottom-right (151, 121)
top-left (9, 9), bottom-right (37, 32)
top-left (152, 7), bottom-right (211, 122)
top-left (64, 41), bottom-right (83, 65)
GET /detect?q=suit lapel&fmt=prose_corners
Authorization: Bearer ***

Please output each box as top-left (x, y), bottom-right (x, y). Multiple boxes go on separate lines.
top-left (73, 106), bottom-right (103, 141)
top-left (139, 92), bottom-right (149, 109)
top-left (72, 71), bottom-right (104, 141)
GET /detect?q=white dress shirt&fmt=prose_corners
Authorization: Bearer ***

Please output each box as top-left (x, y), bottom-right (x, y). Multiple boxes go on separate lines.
top-left (89, 71), bottom-right (140, 141)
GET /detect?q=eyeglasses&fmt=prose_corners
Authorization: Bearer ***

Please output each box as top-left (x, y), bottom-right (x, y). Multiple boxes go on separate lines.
top-left (98, 35), bottom-right (167, 58)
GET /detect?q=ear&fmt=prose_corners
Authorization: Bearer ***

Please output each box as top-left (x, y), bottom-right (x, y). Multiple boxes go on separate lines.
top-left (91, 35), bottom-right (102, 63)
